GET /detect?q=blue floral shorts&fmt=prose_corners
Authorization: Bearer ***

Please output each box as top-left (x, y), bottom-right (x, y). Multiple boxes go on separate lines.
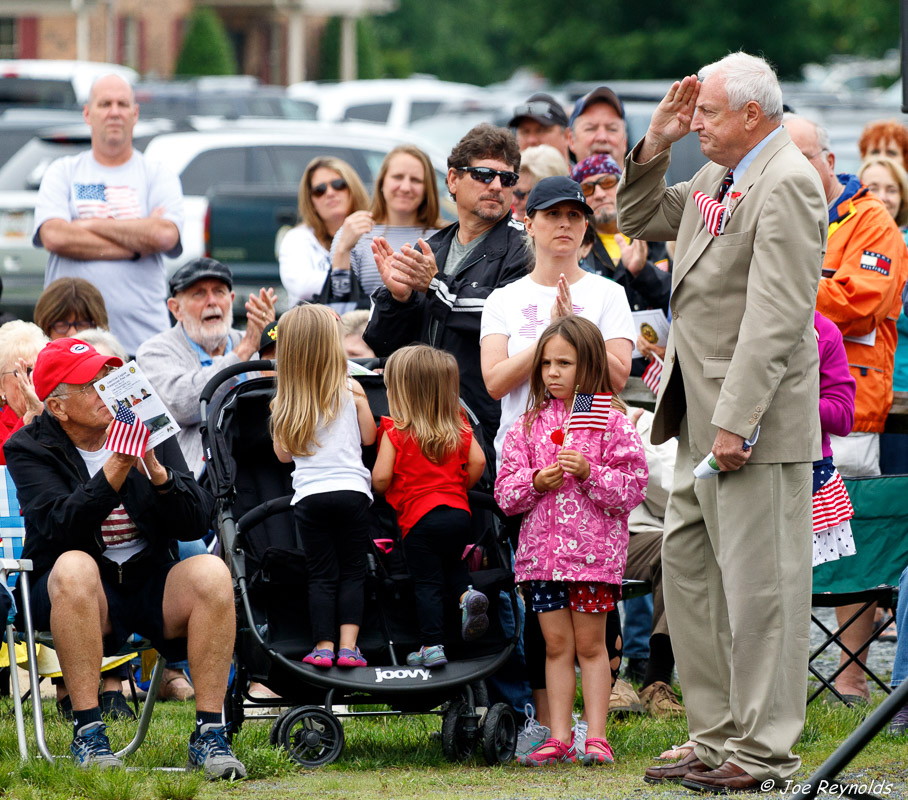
top-left (527, 580), bottom-right (619, 614)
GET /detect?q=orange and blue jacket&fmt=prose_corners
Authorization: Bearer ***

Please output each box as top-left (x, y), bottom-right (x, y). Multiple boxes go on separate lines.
top-left (816, 176), bottom-right (908, 433)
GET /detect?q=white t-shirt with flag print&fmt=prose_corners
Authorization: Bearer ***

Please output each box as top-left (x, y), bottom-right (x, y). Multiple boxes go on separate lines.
top-left (33, 149), bottom-right (184, 355)
top-left (76, 445), bottom-right (148, 565)
top-left (480, 271), bottom-right (635, 466)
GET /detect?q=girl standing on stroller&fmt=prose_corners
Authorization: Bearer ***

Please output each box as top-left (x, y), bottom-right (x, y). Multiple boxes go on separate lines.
top-left (495, 315), bottom-right (647, 766)
top-left (372, 345), bottom-right (489, 668)
top-left (271, 304), bottom-right (376, 669)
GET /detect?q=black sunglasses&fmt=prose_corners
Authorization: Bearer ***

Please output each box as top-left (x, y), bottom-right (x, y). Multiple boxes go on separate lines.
top-left (456, 166), bottom-right (520, 188)
top-left (580, 174), bottom-right (619, 197)
top-left (513, 189), bottom-right (529, 201)
top-left (311, 178), bottom-right (348, 197)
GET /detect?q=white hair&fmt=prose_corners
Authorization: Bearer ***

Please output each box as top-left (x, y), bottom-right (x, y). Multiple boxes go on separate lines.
top-left (77, 328), bottom-right (128, 362)
top-left (520, 145), bottom-right (571, 182)
top-left (699, 52), bottom-right (783, 123)
top-left (0, 320), bottom-right (48, 374)
top-left (783, 112), bottom-right (832, 153)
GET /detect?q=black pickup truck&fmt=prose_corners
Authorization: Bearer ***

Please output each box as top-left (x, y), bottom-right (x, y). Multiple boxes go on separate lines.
top-left (204, 183), bottom-right (300, 305)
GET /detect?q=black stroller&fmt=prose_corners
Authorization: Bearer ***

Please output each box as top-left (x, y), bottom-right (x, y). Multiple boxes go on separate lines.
top-left (198, 361), bottom-right (521, 767)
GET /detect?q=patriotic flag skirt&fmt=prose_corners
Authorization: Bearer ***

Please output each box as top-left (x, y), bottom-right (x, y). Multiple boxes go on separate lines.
top-left (811, 456), bottom-right (856, 567)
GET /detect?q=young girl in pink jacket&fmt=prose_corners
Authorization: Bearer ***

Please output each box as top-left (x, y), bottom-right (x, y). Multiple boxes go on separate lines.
top-left (495, 315), bottom-right (647, 767)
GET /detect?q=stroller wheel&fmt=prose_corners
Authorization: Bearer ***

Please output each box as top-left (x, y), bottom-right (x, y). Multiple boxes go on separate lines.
top-left (269, 705), bottom-right (299, 747)
top-left (441, 699), bottom-right (479, 762)
top-left (481, 703), bottom-right (518, 765)
top-left (278, 705), bottom-right (345, 767)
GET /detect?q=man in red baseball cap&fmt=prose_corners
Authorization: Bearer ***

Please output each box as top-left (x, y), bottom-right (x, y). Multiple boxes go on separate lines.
top-left (5, 338), bottom-right (245, 779)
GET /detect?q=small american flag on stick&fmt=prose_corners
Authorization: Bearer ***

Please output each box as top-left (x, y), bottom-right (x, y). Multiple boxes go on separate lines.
top-left (567, 392), bottom-right (612, 433)
top-left (106, 401), bottom-right (150, 457)
top-left (642, 355), bottom-right (663, 394)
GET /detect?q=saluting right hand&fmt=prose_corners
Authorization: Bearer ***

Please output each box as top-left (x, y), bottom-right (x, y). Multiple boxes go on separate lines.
top-left (643, 75), bottom-right (701, 157)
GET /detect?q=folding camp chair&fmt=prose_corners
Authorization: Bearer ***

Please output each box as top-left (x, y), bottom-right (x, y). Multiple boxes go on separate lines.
top-left (0, 465), bottom-right (170, 764)
top-left (808, 474), bottom-right (908, 706)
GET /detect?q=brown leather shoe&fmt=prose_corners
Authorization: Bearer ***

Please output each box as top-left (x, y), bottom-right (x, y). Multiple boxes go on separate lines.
top-left (643, 750), bottom-right (712, 784)
top-left (639, 680), bottom-right (685, 716)
top-left (681, 760), bottom-right (762, 793)
top-left (608, 678), bottom-right (645, 717)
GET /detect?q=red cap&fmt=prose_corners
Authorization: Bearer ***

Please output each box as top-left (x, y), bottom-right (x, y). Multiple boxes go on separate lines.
top-left (33, 338), bottom-right (123, 401)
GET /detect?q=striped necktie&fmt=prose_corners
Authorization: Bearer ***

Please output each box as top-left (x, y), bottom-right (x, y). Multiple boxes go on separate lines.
top-left (716, 170), bottom-right (734, 201)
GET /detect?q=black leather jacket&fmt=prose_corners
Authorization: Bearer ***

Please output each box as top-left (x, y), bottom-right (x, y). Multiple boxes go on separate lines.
top-left (364, 212), bottom-right (530, 444)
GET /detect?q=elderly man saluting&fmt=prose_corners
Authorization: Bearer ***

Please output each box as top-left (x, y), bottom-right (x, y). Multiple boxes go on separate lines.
top-left (618, 53), bottom-right (828, 792)
top-left (4, 339), bottom-right (244, 778)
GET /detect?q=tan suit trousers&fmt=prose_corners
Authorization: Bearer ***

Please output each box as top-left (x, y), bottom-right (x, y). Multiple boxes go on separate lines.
top-left (663, 416), bottom-right (813, 783)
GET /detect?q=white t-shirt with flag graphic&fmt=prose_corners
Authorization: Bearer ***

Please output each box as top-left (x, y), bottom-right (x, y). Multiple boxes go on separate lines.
top-left (33, 149), bottom-right (184, 355)
top-left (76, 446), bottom-right (148, 565)
top-left (480, 272), bottom-right (635, 465)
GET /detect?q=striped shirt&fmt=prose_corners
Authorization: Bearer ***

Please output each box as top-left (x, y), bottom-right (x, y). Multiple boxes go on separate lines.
top-left (330, 224), bottom-right (440, 297)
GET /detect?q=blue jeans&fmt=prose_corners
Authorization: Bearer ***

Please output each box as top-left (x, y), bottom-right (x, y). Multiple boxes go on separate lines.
top-left (622, 594), bottom-right (654, 660)
top-left (891, 565), bottom-right (908, 687)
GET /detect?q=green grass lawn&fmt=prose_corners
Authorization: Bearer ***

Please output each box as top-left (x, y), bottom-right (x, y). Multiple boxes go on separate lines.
top-left (0, 687), bottom-right (905, 800)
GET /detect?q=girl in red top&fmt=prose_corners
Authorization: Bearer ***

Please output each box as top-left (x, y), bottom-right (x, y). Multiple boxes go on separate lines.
top-left (372, 345), bottom-right (488, 668)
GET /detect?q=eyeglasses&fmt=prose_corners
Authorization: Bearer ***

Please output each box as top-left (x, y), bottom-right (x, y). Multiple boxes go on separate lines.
top-left (513, 189), bottom-right (529, 201)
top-left (50, 319), bottom-right (93, 335)
top-left (54, 383), bottom-right (97, 398)
top-left (1, 366), bottom-right (33, 379)
top-left (310, 178), bottom-right (349, 197)
top-left (802, 149), bottom-right (829, 162)
top-left (456, 166), bottom-right (520, 188)
top-left (580, 174), bottom-right (619, 196)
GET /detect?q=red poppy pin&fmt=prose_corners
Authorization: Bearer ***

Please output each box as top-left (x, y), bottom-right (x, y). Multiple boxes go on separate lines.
top-left (550, 429), bottom-right (565, 445)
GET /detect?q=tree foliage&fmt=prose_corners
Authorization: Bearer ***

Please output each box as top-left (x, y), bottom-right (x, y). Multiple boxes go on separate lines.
top-left (174, 8), bottom-right (237, 78)
top-left (317, 17), bottom-right (382, 81)
top-left (364, 0), bottom-right (900, 83)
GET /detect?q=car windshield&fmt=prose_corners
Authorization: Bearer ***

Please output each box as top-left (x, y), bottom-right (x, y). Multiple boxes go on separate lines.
top-left (0, 78), bottom-right (79, 110)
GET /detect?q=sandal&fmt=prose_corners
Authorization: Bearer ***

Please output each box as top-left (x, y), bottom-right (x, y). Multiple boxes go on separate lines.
top-left (336, 647), bottom-right (367, 668)
top-left (582, 736), bottom-right (615, 766)
top-left (159, 670), bottom-right (195, 702)
top-left (517, 736), bottom-right (575, 766)
top-left (655, 740), bottom-right (696, 761)
top-left (302, 647), bottom-right (334, 668)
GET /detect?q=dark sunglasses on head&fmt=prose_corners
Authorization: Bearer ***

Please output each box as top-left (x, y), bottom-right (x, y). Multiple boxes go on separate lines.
top-left (311, 178), bottom-right (349, 197)
top-left (456, 166), bottom-right (520, 188)
top-left (513, 101), bottom-right (558, 120)
top-left (50, 319), bottom-right (93, 335)
top-left (580, 174), bottom-right (619, 197)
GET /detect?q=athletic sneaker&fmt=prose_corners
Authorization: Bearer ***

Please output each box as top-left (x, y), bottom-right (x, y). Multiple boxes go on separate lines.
top-left (571, 716), bottom-right (588, 757)
top-left (71, 721), bottom-right (122, 769)
top-left (406, 645), bottom-right (448, 668)
top-left (460, 586), bottom-right (489, 641)
top-left (188, 723), bottom-right (247, 780)
top-left (516, 703), bottom-right (551, 757)
top-left (517, 736), bottom-right (576, 766)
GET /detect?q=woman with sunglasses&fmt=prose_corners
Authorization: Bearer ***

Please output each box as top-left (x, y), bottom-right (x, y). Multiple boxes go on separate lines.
top-left (511, 144), bottom-right (570, 221)
top-left (279, 157), bottom-right (370, 307)
top-left (0, 320), bottom-right (48, 464)
top-left (327, 145), bottom-right (444, 311)
top-left (33, 277), bottom-right (109, 341)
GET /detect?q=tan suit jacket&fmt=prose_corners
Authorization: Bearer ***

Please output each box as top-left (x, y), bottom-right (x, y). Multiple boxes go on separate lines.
top-left (618, 128), bottom-right (827, 463)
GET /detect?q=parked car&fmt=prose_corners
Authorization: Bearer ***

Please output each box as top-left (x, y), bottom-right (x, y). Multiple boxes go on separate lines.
top-left (287, 77), bottom-right (490, 127)
top-left (0, 60), bottom-right (138, 110)
top-left (0, 121), bottom-right (453, 318)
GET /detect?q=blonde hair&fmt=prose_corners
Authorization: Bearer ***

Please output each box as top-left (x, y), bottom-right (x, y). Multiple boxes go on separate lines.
top-left (524, 315), bottom-right (625, 432)
top-left (520, 144), bottom-right (570, 182)
top-left (270, 304), bottom-right (348, 456)
top-left (298, 157), bottom-right (370, 249)
top-left (384, 345), bottom-right (467, 464)
top-left (858, 156), bottom-right (908, 227)
top-left (370, 145), bottom-right (444, 228)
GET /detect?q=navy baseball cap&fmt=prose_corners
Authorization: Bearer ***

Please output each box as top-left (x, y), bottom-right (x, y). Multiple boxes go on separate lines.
top-left (525, 176), bottom-right (594, 216)
top-left (508, 93), bottom-right (570, 129)
top-left (569, 86), bottom-right (625, 128)
top-left (169, 257), bottom-right (233, 296)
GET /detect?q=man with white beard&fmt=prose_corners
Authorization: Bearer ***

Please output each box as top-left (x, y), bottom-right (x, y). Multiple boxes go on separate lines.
top-left (137, 258), bottom-right (275, 477)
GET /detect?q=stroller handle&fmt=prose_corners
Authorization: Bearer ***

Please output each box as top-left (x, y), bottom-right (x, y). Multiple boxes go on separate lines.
top-left (199, 360), bottom-right (274, 406)
top-left (236, 495), bottom-right (293, 535)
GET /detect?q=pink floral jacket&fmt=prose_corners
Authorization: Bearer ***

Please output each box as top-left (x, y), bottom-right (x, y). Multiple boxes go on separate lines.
top-left (494, 398), bottom-right (648, 585)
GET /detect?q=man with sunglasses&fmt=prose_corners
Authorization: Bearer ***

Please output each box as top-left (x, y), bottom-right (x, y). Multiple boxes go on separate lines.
top-left (572, 154), bottom-right (671, 315)
top-left (33, 74), bottom-right (184, 357)
top-left (365, 124), bottom-right (529, 447)
top-left (5, 338), bottom-right (245, 778)
top-left (508, 93), bottom-right (571, 163)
